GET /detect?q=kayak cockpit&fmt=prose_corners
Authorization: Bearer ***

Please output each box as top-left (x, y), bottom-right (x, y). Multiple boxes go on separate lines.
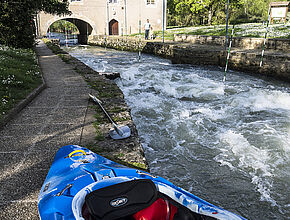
top-left (73, 178), bottom-right (216, 220)
top-left (39, 146), bottom-right (246, 220)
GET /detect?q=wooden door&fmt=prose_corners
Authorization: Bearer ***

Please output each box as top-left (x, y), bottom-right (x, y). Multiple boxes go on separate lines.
top-left (109, 19), bottom-right (119, 35)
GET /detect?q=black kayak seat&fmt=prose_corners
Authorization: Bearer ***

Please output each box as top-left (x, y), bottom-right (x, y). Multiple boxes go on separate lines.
top-left (85, 179), bottom-right (158, 220)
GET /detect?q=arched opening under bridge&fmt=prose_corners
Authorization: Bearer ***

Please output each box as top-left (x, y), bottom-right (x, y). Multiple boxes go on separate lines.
top-left (47, 18), bottom-right (93, 45)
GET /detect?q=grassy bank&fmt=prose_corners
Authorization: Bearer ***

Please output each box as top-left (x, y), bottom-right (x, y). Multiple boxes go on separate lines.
top-left (132, 23), bottom-right (290, 41)
top-left (0, 45), bottom-right (42, 121)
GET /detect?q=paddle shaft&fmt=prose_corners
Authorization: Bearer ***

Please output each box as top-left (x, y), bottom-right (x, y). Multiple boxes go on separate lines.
top-left (89, 95), bottom-right (115, 125)
top-left (89, 94), bottom-right (124, 136)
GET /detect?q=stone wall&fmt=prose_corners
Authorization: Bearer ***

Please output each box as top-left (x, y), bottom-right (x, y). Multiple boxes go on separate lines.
top-left (89, 35), bottom-right (147, 52)
top-left (88, 35), bottom-right (290, 82)
top-left (89, 35), bottom-right (175, 59)
top-left (174, 34), bottom-right (290, 52)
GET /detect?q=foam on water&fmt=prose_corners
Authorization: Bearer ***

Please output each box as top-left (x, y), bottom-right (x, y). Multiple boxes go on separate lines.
top-left (216, 130), bottom-right (277, 204)
top-left (192, 108), bottom-right (224, 121)
top-left (231, 88), bottom-right (290, 112)
top-left (121, 66), bottom-right (137, 81)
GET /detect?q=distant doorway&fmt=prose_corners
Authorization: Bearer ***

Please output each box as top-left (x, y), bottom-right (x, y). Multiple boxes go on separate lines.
top-left (109, 19), bottom-right (119, 35)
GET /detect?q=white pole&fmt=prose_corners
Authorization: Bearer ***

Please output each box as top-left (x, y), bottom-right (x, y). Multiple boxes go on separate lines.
top-left (162, 0), bottom-right (165, 43)
top-left (104, 27), bottom-right (107, 50)
top-left (107, 1), bottom-right (110, 36)
top-left (260, 7), bottom-right (271, 67)
top-left (225, 0), bottom-right (230, 49)
top-left (121, 27), bottom-right (124, 50)
top-left (224, 26), bottom-right (235, 82)
top-left (86, 23), bottom-right (89, 44)
top-left (124, 0), bottom-right (127, 41)
top-left (65, 23), bottom-right (68, 47)
top-left (138, 0), bottom-right (141, 61)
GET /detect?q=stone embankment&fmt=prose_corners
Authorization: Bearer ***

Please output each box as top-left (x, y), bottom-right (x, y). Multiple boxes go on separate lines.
top-left (57, 51), bottom-right (148, 170)
top-left (88, 35), bottom-right (290, 82)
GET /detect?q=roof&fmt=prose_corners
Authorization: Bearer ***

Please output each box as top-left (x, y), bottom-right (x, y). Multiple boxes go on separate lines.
top-left (270, 2), bottom-right (290, 7)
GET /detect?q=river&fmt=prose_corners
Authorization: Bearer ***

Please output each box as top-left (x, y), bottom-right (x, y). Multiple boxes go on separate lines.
top-left (64, 46), bottom-right (290, 219)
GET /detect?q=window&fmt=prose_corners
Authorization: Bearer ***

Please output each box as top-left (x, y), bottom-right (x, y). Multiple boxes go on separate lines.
top-left (146, 0), bottom-right (155, 5)
top-left (109, 0), bottom-right (118, 3)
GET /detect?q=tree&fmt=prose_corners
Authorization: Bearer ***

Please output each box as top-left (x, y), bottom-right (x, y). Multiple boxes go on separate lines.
top-left (186, 0), bottom-right (244, 25)
top-left (50, 20), bottom-right (79, 34)
top-left (167, 0), bottom-right (272, 27)
top-left (0, 0), bottom-right (71, 48)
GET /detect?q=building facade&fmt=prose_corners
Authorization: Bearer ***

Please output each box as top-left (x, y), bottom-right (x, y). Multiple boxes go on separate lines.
top-left (37, 0), bottom-right (166, 41)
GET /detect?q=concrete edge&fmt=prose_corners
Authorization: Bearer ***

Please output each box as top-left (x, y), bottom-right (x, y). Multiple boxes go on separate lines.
top-left (0, 75), bottom-right (46, 130)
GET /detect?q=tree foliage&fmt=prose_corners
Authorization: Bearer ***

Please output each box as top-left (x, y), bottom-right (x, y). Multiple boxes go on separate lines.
top-left (50, 20), bottom-right (79, 34)
top-left (0, 0), bottom-right (70, 48)
top-left (167, 0), bottom-right (287, 27)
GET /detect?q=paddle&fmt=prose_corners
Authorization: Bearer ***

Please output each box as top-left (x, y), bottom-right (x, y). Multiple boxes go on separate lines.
top-left (89, 94), bottom-right (131, 140)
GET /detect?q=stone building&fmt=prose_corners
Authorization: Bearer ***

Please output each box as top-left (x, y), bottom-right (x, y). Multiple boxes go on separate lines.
top-left (37, 0), bottom-right (166, 43)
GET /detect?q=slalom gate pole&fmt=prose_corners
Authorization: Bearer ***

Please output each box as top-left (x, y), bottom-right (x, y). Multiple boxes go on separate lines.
top-left (86, 23), bottom-right (89, 44)
top-left (106, 1), bottom-right (109, 50)
top-left (121, 27), bottom-right (124, 51)
top-left (124, 0), bottom-right (127, 41)
top-left (65, 23), bottom-right (68, 47)
top-left (225, 0), bottom-right (230, 50)
top-left (223, 25), bottom-right (235, 82)
top-left (138, 0), bottom-right (141, 61)
top-left (104, 27), bottom-right (107, 50)
top-left (260, 7), bottom-right (271, 67)
top-left (162, 0), bottom-right (165, 43)
top-left (138, 19), bottom-right (141, 62)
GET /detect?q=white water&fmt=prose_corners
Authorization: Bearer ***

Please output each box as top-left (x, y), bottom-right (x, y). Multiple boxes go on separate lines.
top-left (65, 46), bottom-right (290, 219)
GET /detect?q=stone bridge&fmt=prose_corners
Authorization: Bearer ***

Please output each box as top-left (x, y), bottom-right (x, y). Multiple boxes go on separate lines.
top-left (37, 0), bottom-right (166, 44)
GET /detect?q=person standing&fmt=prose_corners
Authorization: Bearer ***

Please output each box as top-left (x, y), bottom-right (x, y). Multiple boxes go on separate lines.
top-left (144, 19), bottom-right (151, 40)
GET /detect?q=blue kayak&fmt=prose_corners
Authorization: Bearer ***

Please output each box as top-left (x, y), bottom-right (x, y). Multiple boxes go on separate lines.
top-left (38, 145), bottom-right (246, 220)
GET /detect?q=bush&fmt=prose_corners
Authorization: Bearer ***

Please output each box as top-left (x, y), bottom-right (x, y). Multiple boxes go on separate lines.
top-left (0, 1), bottom-right (70, 49)
top-left (0, 45), bottom-right (42, 119)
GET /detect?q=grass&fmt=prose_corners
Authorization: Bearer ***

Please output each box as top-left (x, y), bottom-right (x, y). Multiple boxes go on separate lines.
top-left (0, 45), bottom-right (42, 120)
top-left (57, 54), bottom-right (71, 63)
top-left (42, 38), bottom-right (65, 54)
top-left (134, 23), bottom-right (290, 41)
top-left (92, 110), bottom-right (106, 141)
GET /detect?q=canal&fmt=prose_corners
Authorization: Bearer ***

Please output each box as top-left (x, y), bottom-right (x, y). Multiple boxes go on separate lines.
top-left (64, 46), bottom-right (290, 219)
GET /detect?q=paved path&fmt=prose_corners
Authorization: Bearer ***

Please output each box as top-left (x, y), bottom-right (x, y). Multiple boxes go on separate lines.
top-left (0, 41), bottom-right (94, 219)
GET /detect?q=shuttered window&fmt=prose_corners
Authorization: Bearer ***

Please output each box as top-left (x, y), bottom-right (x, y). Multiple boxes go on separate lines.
top-left (146, 0), bottom-right (155, 5)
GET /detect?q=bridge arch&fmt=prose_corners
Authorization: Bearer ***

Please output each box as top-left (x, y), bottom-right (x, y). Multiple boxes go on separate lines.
top-left (45, 16), bottom-right (96, 44)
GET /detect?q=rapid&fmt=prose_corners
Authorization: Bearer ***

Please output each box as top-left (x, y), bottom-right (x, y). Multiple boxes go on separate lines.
top-left (64, 46), bottom-right (290, 219)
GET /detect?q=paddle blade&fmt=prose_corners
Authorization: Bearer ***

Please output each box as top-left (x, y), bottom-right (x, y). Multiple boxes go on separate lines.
top-left (109, 125), bottom-right (131, 140)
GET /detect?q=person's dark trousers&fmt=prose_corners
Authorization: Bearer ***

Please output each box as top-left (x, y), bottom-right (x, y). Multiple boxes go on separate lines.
top-left (145, 30), bottom-right (149, 40)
